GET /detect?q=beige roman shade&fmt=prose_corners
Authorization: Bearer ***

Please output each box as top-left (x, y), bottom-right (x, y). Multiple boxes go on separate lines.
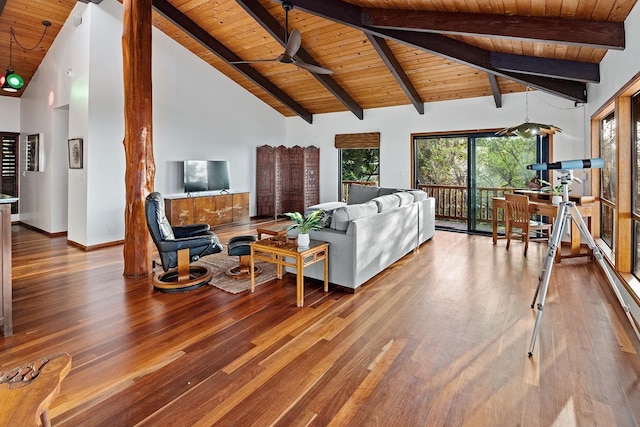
top-left (334, 132), bottom-right (380, 149)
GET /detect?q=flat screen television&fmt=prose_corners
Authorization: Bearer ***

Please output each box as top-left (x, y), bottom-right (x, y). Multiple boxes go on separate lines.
top-left (184, 160), bottom-right (230, 193)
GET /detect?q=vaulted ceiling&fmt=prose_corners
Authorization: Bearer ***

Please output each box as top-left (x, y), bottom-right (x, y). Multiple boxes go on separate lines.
top-left (0, 0), bottom-right (637, 123)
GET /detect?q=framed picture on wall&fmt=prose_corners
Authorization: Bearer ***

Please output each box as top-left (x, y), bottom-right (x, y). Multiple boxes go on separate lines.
top-left (68, 138), bottom-right (83, 169)
top-left (26, 133), bottom-right (43, 172)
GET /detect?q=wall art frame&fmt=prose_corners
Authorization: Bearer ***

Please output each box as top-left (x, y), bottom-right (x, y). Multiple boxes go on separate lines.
top-left (26, 133), bottom-right (44, 172)
top-left (68, 138), bottom-right (83, 169)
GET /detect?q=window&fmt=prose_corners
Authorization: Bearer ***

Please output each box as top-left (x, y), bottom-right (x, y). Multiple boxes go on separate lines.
top-left (335, 132), bottom-right (380, 202)
top-left (600, 112), bottom-right (616, 249)
top-left (632, 93), bottom-right (640, 278)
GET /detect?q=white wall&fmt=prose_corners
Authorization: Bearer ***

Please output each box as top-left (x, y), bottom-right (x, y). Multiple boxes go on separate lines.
top-left (0, 97), bottom-right (20, 132)
top-left (286, 92), bottom-right (587, 203)
top-left (17, 0), bottom-right (285, 246)
top-left (19, 1), bottom-right (79, 234)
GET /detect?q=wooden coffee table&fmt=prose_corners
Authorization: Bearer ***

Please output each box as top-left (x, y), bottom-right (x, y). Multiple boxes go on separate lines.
top-left (256, 220), bottom-right (294, 239)
top-left (249, 235), bottom-right (329, 307)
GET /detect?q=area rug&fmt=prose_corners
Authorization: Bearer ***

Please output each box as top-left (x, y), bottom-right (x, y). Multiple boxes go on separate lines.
top-left (194, 250), bottom-right (278, 294)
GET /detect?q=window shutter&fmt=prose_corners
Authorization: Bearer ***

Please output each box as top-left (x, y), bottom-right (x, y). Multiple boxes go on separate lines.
top-left (334, 132), bottom-right (380, 149)
top-left (1, 134), bottom-right (18, 214)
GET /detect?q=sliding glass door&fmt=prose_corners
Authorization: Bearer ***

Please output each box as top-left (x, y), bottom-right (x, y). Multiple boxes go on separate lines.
top-left (414, 132), bottom-right (544, 234)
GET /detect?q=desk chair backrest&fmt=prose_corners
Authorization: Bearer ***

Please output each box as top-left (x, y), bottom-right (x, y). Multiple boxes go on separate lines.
top-left (505, 193), bottom-right (530, 228)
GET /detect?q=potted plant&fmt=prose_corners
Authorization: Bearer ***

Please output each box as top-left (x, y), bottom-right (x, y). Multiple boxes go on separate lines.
top-left (538, 178), bottom-right (566, 205)
top-left (284, 210), bottom-right (324, 248)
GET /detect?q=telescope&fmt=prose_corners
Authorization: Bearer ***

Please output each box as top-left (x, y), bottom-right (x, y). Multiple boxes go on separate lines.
top-left (527, 157), bottom-right (604, 171)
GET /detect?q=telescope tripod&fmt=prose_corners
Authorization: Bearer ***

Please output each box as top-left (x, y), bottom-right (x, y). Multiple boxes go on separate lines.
top-left (528, 171), bottom-right (640, 356)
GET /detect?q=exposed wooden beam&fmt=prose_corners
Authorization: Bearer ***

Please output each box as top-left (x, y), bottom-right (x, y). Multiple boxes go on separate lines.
top-left (235, 0), bottom-right (363, 120)
top-left (487, 73), bottom-right (502, 108)
top-left (273, 0), bottom-right (587, 103)
top-left (490, 52), bottom-right (600, 83)
top-left (153, 0), bottom-right (313, 123)
top-left (365, 34), bottom-right (424, 114)
top-left (362, 9), bottom-right (625, 50)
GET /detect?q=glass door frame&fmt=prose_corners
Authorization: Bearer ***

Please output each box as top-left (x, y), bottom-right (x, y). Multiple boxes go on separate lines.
top-left (413, 131), bottom-right (548, 234)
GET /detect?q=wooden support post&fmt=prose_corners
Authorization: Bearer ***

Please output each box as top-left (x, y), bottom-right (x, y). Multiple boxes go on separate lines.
top-left (122, 0), bottom-right (155, 277)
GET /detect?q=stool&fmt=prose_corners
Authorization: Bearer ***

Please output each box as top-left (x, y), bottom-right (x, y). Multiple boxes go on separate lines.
top-left (226, 235), bottom-right (262, 279)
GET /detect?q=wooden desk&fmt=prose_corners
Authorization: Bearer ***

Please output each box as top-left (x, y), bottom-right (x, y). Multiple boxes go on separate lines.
top-left (249, 236), bottom-right (329, 307)
top-left (492, 197), bottom-right (593, 261)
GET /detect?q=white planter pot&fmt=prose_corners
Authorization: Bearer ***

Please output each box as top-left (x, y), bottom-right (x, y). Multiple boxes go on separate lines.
top-left (552, 195), bottom-right (562, 205)
top-left (297, 232), bottom-right (310, 248)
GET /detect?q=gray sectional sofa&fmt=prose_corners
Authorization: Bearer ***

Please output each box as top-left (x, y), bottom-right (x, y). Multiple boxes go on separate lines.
top-left (291, 184), bottom-right (435, 290)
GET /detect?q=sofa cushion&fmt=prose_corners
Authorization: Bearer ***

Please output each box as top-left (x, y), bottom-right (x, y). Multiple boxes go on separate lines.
top-left (305, 202), bottom-right (348, 228)
top-left (348, 184), bottom-right (380, 205)
top-left (371, 194), bottom-right (401, 212)
top-left (305, 201), bottom-right (347, 213)
top-left (396, 191), bottom-right (415, 206)
top-left (378, 187), bottom-right (398, 196)
top-left (408, 190), bottom-right (428, 202)
top-left (331, 201), bottom-right (378, 231)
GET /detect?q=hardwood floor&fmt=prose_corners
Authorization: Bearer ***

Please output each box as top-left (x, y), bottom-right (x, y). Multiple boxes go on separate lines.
top-left (2, 222), bottom-right (640, 426)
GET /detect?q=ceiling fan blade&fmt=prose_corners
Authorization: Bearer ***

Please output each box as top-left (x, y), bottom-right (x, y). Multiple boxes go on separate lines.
top-left (293, 60), bottom-right (334, 75)
top-left (283, 29), bottom-right (302, 58)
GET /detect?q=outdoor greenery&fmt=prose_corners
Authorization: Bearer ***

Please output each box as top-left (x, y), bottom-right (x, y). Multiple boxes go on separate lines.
top-left (341, 148), bottom-right (379, 182)
top-left (416, 135), bottom-right (537, 189)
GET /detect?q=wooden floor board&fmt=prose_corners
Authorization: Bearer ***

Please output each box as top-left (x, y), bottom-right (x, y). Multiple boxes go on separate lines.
top-left (2, 223), bottom-right (640, 426)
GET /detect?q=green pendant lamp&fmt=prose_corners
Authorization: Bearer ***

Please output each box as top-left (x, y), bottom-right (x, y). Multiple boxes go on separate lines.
top-left (2, 21), bottom-right (51, 93)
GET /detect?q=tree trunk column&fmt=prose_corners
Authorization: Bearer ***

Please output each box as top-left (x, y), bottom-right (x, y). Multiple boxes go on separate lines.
top-left (122, 0), bottom-right (155, 277)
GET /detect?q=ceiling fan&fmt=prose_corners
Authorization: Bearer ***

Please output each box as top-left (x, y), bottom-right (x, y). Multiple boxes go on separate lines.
top-left (230, 2), bottom-right (333, 75)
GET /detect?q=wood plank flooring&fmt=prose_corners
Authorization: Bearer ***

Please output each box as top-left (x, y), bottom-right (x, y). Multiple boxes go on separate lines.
top-left (2, 222), bottom-right (640, 426)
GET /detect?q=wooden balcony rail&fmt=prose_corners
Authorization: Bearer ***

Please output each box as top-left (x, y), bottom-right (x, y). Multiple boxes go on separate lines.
top-left (418, 184), bottom-right (515, 224)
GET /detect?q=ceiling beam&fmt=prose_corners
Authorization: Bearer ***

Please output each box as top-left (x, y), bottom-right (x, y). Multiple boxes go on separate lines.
top-left (235, 0), bottom-right (363, 120)
top-left (272, 0), bottom-right (587, 103)
top-left (490, 52), bottom-right (600, 83)
top-left (362, 9), bottom-right (625, 50)
top-left (365, 34), bottom-right (424, 114)
top-left (152, 0), bottom-right (313, 123)
top-left (487, 74), bottom-right (502, 108)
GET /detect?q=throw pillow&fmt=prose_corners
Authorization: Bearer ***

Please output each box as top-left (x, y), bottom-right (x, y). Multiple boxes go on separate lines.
top-left (378, 187), bottom-right (398, 196)
top-left (331, 201), bottom-right (378, 231)
top-left (347, 184), bottom-right (380, 205)
top-left (320, 209), bottom-right (333, 228)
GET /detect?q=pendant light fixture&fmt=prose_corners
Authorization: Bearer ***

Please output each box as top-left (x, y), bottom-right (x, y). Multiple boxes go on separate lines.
top-left (1, 21), bottom-right (51, 93)
top-left (496, 87), bottom-right (562, 138)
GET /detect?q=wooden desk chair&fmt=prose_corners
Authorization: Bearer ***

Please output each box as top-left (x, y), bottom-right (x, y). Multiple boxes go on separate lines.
top-left (505, 193), bottom-right (553, 256)
top-left (0, 352), bottom-right (72, 427)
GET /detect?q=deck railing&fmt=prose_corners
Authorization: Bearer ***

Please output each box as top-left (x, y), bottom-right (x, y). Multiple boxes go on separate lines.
top-left (418, 184), bottom-right (515, 224)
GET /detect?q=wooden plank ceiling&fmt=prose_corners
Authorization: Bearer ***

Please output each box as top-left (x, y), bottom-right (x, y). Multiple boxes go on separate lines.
top-left (0, 0), bottom-right (637, 123)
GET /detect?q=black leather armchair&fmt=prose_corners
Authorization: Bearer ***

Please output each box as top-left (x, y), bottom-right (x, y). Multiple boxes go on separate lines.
top-left (145, 192), bottom-right (223, 291)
